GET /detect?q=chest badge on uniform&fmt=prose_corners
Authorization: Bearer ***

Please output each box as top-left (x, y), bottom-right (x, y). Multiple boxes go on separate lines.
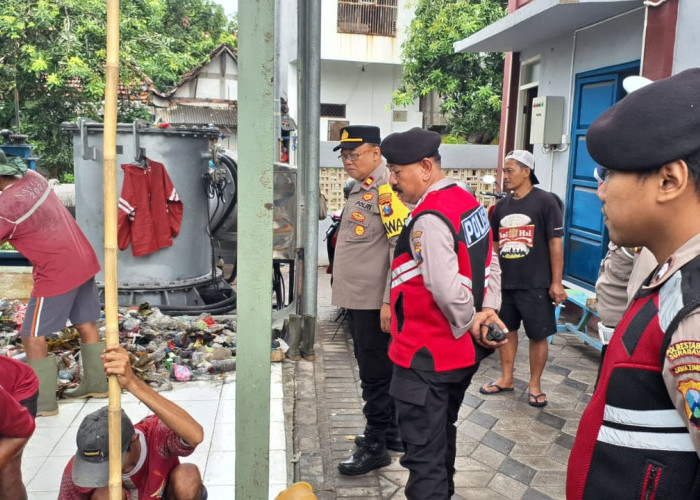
top-left (362, 193), bottom-right (374, 202)
top-left (351, 211), bottom-right (366, 222)
top-left (355, 225), bottom-right (365, 236)
top-left (363, 176), bottom-right (374, 188)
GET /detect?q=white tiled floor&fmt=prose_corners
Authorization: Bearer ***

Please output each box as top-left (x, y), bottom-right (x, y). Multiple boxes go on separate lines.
top-left (22, 363), bottom-right (287, 499)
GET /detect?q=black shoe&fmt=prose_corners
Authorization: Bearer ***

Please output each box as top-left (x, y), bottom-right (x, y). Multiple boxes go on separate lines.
top-left (338, 446), bottom-right (391, 476)
top-left (354, 432), bottom-right (404, 452)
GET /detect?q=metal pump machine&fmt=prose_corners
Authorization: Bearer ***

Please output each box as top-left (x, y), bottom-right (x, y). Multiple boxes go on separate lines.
top-left (63, 119), bottom-right (237, 314)
top-left (63, 119), bottom-right (298, 315)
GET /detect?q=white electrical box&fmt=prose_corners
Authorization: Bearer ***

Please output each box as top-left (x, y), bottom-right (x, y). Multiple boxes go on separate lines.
top-left (530, 96), bottom-right (564, 145)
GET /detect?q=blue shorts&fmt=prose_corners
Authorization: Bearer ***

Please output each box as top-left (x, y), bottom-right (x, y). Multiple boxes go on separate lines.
top-left (20, 278), bottom-right (100, 337)
top-left (499, 288), bottom-right (557, 341)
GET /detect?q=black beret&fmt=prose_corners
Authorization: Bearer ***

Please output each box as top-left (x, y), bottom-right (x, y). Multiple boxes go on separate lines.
top-left (333, 125), bottom-right (381, 151)
top-left (587, 68), bottom-right (700, 171)
top-left (380, 127), bottom-right (441, 165)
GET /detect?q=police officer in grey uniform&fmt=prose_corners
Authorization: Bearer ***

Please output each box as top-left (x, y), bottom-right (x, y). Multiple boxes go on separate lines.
top-left (382, 128), bottom-right (506, 499)
top-left (332, 125), bottom-right (399, 475)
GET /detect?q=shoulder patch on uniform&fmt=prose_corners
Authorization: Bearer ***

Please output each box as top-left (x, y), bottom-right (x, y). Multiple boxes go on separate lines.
top-left (414, 247), bottom-right (423, 264)
top-left (667, 341), bottom-right (700, 361)
top-left (363, 176), bottom-right (374, 188)
top-left (351, 211), bottom-right (366, 222)
top-left (355, 225), bottom-right (365, 236)
top-left (362, 193), bottom-right (374, 201)
top-left (670, 363), bottom-right (700, 377)
top-left (411, 231), bottom-right (422, 240)
top-left (677, 379), bottom-right (700, 428)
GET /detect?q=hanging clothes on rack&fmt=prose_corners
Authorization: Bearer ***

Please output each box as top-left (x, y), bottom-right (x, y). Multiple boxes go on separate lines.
top-left (118, 157), bottom-right (184, 257)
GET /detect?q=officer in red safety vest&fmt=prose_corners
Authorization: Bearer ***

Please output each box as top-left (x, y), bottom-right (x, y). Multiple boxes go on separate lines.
top-left (567, 68), bottom-right (700, 499)
top-left (381, 127), bottom-right (507, 499)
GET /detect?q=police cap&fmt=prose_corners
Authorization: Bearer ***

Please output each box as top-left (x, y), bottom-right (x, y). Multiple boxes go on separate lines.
top-left (380, 127), bottom-right (441, 165)
top-left (587, 68), bottom-right (700, 171)
top-left (333, 125), bottom-right (382, 151)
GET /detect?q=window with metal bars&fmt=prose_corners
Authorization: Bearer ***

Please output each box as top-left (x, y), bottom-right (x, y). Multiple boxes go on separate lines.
top-left (337, 0), bottom-right (398, 37)
top-left (321, 103), bottom-right (346, 118)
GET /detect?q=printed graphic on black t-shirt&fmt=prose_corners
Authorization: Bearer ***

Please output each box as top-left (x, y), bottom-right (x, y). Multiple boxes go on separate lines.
top-left (492, 188), bottom-right (563, 289)
top-left (498, 213), bottom-right (534, 259)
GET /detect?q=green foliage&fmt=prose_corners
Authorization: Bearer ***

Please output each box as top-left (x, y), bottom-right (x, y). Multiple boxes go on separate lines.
top-left (395, 0), bottom-right (507, 143)
top-left (0, 0), bottom-right (237, 176)
top-left (59, 172), bottom-right (74, 183)
top-left (441, 134), bottom-right (466, 145)
top-left (0, 242), bottom-right (14, 250)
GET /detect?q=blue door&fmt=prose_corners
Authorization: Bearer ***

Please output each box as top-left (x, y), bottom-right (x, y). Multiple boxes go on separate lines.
top-left (563, 61), bottom-right (639, 290)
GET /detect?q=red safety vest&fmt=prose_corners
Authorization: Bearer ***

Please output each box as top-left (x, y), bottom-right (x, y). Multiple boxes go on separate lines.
top-left (567, 256), bottom-right (700, 499)
top-left (389, 184), bottom-right (492, 372)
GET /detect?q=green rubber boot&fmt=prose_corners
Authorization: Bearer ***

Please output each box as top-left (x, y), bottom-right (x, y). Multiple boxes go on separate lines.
top-left (28, 354), bottom-right (59, 417)
top-left (63, 341), bottom-right (108, 399)
top-left (301, 314), bottom-right (316, 361)
top-left (286, 314), bottom-right (302, 361)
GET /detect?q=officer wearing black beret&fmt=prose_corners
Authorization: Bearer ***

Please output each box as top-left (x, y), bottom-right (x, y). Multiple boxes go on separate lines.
top-left (568, 68), bottom-right (700, 498)
top-left (331, 125), bottom-right (403, 475)
top-left (381, 127), bottom-right (506, 499)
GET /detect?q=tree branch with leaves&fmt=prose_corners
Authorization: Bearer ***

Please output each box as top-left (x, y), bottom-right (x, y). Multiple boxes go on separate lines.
top-left (394, 0), bottom-right (507, 144)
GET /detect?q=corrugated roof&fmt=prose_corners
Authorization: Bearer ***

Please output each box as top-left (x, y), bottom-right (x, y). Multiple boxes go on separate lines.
top-left (158, 105), bottom-right (237, 127)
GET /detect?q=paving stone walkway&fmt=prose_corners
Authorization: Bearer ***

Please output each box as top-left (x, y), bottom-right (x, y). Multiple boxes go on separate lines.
top-left (286, 274), bottom-right (601, 499)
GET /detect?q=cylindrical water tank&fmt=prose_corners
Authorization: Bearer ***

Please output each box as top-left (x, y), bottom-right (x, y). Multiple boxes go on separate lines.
top-left (62, 119), bottom-right (225, 307)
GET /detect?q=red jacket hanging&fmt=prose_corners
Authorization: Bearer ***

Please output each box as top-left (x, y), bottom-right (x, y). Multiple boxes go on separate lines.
top-left (118, 158), bottom-right (183, 257)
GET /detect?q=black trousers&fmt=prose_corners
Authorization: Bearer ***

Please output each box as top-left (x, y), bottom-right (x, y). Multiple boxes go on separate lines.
top-left (347, 309), bottom-right (395, 430)
top-left (390, 363), bottom-right (479, 500)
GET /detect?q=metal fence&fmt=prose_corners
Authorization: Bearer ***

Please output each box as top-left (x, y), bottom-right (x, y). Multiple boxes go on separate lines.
top-left (337, 0), bottom-right (397, 37)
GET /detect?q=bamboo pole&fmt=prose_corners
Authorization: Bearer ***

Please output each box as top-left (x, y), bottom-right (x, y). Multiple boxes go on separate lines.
top-left (103, 0), bottom-right (122, 498)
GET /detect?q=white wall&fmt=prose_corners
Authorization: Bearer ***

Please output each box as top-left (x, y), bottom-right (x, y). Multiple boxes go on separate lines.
top-left (514, 7), bottom-right (645, 200)
top-left (172, 52), bottom-right (238, 101)
top-left (287, 59), bottom-right (422, 143)
top-left (320, 0), bottom-right (413, 64)
top-left (316, 60), bottom-right (420, 141)
top-left (674, 0), bottom-right (700, 74)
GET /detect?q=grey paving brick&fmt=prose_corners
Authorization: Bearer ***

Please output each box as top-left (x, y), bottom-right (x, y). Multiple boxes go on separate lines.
top-left (471, 443), bottom-right (506, 470)
top-left (461, 391), bottom-right (484, 408)
top-left (499, 457), bottom-right (536, 485)
top-left (467, 409), bottom-right (498, 429)
top-left (554, 432), bottom-right (576, 450)
top-left (536, 411), bottom-right (566, 430)
top-left (523, 488), bottom-right (556, 500)
top-left (482, 430), bottom-right (515, 455)
top-left (545, 363), bottom-right (572, 376)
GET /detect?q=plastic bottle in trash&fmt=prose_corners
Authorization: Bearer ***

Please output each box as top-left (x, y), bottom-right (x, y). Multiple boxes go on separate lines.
top-left (208, 358), bottom-right (236, 373)
top-left (149, 348), bottom-right (167, 364)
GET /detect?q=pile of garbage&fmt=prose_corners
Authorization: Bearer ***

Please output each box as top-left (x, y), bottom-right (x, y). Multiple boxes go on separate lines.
top-left (1, 299), bottom-right (285, 392)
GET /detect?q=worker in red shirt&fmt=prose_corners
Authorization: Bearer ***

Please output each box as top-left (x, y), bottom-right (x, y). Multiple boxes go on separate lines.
top-left (0, 356), bottom-right (39, 498)
top-left (0, 151), bottom-right (107, 416)
top-left (58, 345), bottom-right (206, 499)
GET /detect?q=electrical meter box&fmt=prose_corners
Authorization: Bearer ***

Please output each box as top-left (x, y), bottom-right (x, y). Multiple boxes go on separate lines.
top-left (530, 96), bottom-right (564, 145)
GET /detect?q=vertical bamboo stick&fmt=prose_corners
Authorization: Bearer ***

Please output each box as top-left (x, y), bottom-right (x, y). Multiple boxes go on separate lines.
top-left (103, 0), bottom-right (122, 498)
